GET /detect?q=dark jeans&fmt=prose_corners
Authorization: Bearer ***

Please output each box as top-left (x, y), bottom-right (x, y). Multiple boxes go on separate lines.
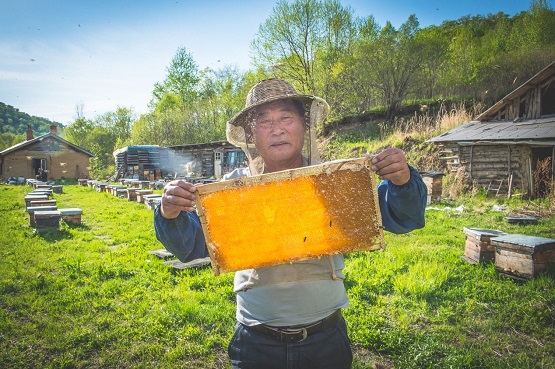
top-left (228, 317), bottom-right (353, 369)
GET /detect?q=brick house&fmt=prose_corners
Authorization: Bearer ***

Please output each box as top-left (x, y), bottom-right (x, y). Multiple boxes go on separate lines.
top-left (0, 125), bottom-right (94, 182)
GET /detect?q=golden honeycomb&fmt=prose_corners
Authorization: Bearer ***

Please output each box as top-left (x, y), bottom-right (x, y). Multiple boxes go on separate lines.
top-left (195, 157), bottom-right (384, 275)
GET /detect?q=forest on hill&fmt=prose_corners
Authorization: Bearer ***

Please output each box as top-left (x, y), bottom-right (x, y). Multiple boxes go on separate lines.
top-left (0, 102), bottom-right (63, 150)
top-left (2, 0), bottom-right (555, 179)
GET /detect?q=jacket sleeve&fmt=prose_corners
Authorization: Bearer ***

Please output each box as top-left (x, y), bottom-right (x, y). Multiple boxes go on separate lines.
top-left (377, 166), bottom-right (427, 234)
top-left (153, 205), bottom-right (209, 262)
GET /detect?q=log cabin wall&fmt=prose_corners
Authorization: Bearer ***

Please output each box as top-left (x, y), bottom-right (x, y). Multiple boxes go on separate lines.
top-left (455, 144), bottom-right (531, 195)
top-left (113, 146), bottom-right (170, 181)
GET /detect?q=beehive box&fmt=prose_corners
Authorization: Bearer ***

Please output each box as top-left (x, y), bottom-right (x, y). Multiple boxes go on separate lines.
top-left (144, 194), bottom-right (162, 210)
top-left (194, 157), bottom-right (385, 275)
top-left (492, 234), bottom-right (555, 279)
top-left (30, 199), bottom-right (57, 208)
top-left (30, 189), bottom-right (52, 197)
top-left (462, 227), bottom-right (508, 263)
top-left (136, 189), bottom-right (153, 203)
top-left (110, 185), bottom-right (127, 196)
top-left (27, 206), bottom-right (58, 226)
top-left (126, 188), bottom-right (138, 201)
top-left (59, 208), bottom-right (83, 224)
top-left (420, 171), bottom-right (444, 203)
top-left (52, 185), bottom-right (63, 194)
top-left (34, 210), bottom-right (61, 232)
top-left (24, 194), bottom-right (48, 209)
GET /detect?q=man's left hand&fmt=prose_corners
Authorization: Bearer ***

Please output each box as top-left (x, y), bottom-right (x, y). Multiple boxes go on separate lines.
top-left (368, 148), bottom-right (411, 186)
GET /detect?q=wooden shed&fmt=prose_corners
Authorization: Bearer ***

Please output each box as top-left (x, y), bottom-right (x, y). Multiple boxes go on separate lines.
top-left (0, 125), bottom-right (93, 182)
top-left (429, 61), bottom-right (555, 198)
top-left (113, 145), bottom-right (172, 181)
top-left (112, 141), bottom-right (247, 182)
top-left (167, 141), bottom-right (247, 180)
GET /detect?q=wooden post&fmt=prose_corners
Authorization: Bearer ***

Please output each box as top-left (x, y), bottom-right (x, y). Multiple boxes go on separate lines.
top-left (507, 173), bottom-right (514, 199)
top-left (469, 145), bottom-right (474, 181)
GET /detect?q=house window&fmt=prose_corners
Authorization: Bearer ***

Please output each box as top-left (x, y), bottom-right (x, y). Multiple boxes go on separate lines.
top-left (541, 83), bottom-right (555, 116)
top-left (225, 151), bottom-right (247, 168)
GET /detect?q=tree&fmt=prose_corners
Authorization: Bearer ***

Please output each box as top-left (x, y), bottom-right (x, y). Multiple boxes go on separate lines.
top-left (150, 47), bottom-right (200, 111)
top-left (62, 116), bottom-right (94, 148)
top-left (97, 107), bottom-right (136, 150)
top-left (413, 25), bottom-right (449, 99)
top-left (87, 126), bottom-right (117, 179)
top-left (0, 132), bottom-right (24, 151)
top-left (344, 15), bottom-right (425, 117)
top-left (251, 0), bottom-right (357, 97)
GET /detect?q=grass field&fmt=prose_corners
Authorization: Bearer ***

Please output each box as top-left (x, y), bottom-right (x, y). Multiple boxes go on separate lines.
top-left (1, 184), bottom-right (554, 368)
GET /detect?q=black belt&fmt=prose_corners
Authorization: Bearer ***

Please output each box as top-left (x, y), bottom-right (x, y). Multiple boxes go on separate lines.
top-left (246, 310), bottom-right (342, 343)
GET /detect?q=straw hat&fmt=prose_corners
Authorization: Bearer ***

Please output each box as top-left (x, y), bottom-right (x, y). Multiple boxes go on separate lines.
top-left (226, 78), bottom-right (329, 147)
top-left (225, 78), bottom-right (330, 175)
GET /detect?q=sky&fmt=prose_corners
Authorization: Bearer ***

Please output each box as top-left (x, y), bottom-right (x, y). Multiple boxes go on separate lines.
top-left (0, 0), bottom-right (533, 125)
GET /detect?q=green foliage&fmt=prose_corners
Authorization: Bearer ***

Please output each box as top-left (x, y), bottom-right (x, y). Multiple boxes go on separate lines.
top-left (151, 46), bottom-right (200, 110)
top-left (252, 0), bottom-right (555, 117)
top-left (133, 66), bottom-right (250, 147)
top-left (62, 108), bottom-right (136, 179)
top-left (0, 132), bottom-right (25, 151)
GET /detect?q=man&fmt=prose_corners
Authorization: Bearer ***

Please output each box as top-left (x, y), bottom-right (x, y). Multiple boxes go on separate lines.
top-left (154, 78), bottom-right (427, 368)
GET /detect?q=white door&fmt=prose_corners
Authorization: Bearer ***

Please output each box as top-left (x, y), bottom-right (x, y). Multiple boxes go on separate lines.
top-left (214, 151), bottom-right (222, 179)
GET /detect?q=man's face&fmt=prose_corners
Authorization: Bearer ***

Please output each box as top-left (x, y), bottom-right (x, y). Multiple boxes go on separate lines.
top-left (250, 99), bottom-right (306, 172)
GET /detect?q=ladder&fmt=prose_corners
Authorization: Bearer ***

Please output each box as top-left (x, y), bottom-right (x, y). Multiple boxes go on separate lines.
top-left (486, 179), bottom-right (504, 196)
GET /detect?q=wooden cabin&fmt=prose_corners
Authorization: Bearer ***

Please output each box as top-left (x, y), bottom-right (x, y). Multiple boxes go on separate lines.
top-left (0, 125), bottom-right (93, 182)
top-left (113, 141), bottom-right (247, 182)
top-left (167, 141), bottom-right (247, 181)
top-left (429, 61), bottom-right (555, 198)
top-left (113, 145), bottom-right (171, 181)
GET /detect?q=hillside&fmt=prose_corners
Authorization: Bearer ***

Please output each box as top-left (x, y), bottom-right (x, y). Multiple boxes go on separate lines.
top-left (318, 99), bottom-right (477, 175)
top-left (0, 102), bottom-right (64, 150)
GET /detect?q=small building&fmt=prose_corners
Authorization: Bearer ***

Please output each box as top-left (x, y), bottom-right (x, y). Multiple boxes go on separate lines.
top-left (167, 141), bottom-right (247, 180)
top-left (429, 61), bottom-right (555, 198)
top-left (112, 141), bottom-right (247, 181)
top-left (113, 145), bottom-right (171, 181)
top-left (0, 125), bottom-right (93, 182)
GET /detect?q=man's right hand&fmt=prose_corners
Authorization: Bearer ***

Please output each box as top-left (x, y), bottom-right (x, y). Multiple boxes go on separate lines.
top-left (160, 180), bottom-right (197, 219)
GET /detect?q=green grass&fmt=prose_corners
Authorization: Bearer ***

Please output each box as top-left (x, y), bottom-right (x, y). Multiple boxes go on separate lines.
top-left (1, 185), bottom-right (554, 368)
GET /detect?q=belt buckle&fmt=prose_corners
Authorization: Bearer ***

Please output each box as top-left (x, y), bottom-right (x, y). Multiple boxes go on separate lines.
top-left (280, 327), bottom-right (308, 343)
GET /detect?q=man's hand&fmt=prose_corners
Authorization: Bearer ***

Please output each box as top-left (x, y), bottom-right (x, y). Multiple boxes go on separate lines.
top-left (368, 148), bottom-right (411, 186)
top-left (160, 180), bottom-right (197, 219)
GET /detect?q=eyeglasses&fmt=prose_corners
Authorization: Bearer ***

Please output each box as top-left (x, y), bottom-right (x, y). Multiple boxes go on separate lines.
top-left (251, 115), bottom-right (298, 131)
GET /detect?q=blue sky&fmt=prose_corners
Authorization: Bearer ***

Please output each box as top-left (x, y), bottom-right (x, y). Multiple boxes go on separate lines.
top-left (0, 0), bottom-right (533, 124)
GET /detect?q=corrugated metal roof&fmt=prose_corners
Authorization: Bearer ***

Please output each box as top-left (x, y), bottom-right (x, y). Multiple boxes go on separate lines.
top-left (428, 116), bottom-right (555, 143)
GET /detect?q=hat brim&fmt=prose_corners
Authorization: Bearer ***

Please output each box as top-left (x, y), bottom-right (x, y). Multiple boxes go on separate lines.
top-left (226, 94), bottom-right (324, 128)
